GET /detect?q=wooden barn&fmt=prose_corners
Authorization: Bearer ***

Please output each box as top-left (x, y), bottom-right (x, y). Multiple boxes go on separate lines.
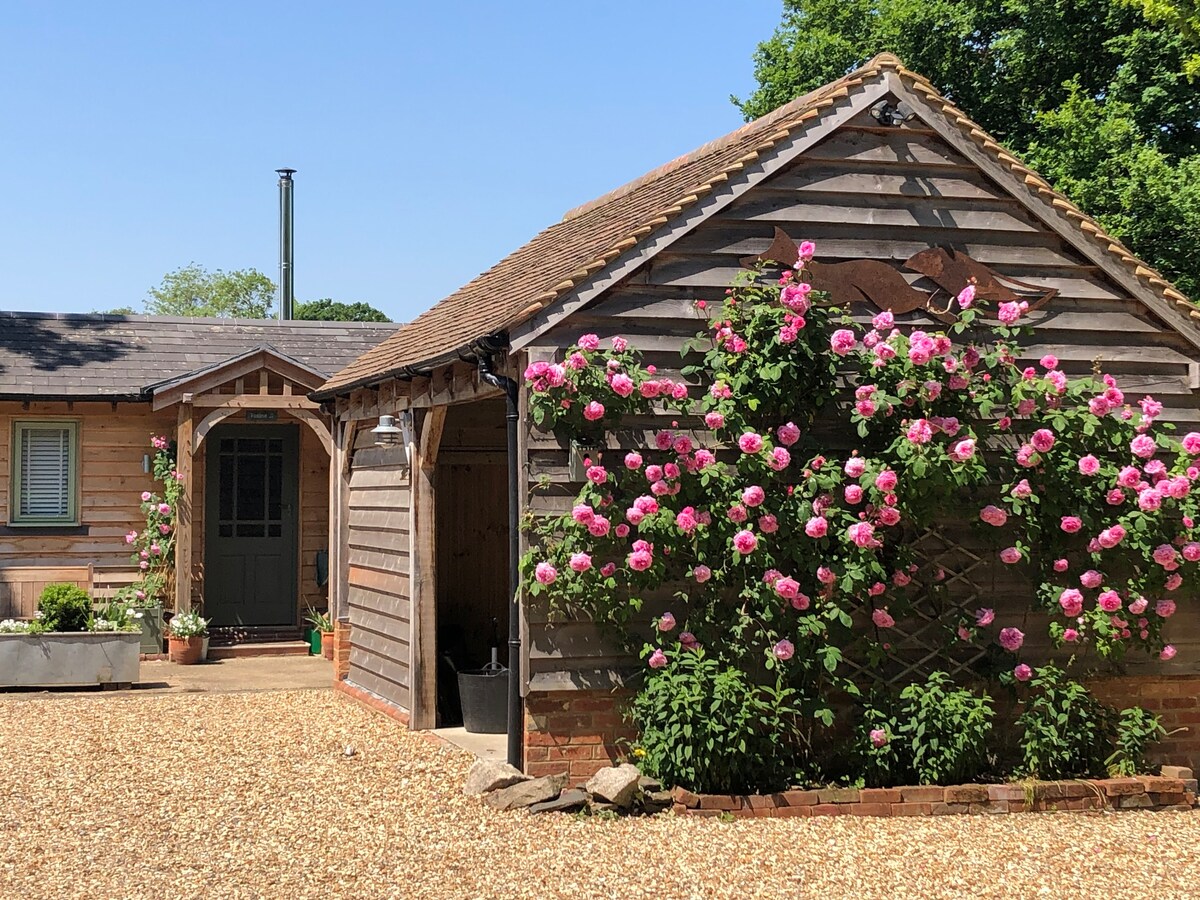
top-left (313, 54), bottom-right (1200, 773)
top-left (0, 312), bottom-right (394, 645)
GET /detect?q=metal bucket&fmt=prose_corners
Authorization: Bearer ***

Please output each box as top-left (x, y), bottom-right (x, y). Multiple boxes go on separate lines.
top-left (457, 666), bottom-right (508, 734)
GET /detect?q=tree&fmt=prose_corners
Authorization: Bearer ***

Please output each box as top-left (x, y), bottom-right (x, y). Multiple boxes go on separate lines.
top-left (145, 264), bottom-right (276, 318)
top-left (293, 298), bottom-right (390, 322)
top-left (735, 0), bottom-right (1200, 297)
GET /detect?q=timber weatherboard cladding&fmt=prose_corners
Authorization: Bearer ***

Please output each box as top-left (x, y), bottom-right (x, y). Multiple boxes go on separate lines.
top-left (345, 425), bottom-right (414, 712)
top-left (520, 118), bottom-right (1200, 689)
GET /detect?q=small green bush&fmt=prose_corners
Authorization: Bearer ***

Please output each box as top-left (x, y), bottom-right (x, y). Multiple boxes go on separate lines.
top-left (37, 583), bottom-right (92, 633)
top-left (859, 672), bottom-right (994, 786)
top-left (629, 648), bottom-right (801, 794)
top-left (1015, 665), bottom-right (1113, 779)
top-left (1107, 706), bottom-right (1166, 777)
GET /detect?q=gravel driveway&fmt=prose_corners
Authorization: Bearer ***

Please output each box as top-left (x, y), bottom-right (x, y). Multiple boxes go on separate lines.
top-left (0, 689), bottom-right (1197, 899)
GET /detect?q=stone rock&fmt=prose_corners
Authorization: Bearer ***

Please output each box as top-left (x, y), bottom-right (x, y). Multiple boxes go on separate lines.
top-left (485, 774), bottom-right (568, 811)
top-left (638, 775), bottom-right (663, 792)
top-left (1161, 765), bottom-right (1194, 781)
top-left (642, 789), bottom-right (674, 813)
top-left (464, 759), bottom-right (531, 796)
top-left (528, 788), bottom-right (590, 814)
top-left (586, 763), bottom-right (642, 808)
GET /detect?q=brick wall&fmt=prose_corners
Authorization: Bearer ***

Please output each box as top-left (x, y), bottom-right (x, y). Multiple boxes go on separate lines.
top-left (1088, 674), bottom-right (1200, 768)
top-left (332, 619), bottom-right (352, 682)
top-left (523, 689), bottom-right (635, 779)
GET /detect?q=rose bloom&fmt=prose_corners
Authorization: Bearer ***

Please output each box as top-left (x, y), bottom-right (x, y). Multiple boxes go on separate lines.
top-left (648, 649), bottom-right (668, 669)
top-left (572, 505), bottom-right (595, 528)
top-left (844, 456), bottom-right (867, 478)
top-left (1080, 569), bottom-right (1102, 589)
top-left (769, 447), bottom-right (791, 471)
top-left (1161, 645), bottom-right (1177, 661)
top-left (733, 530), bottom-right (758, 554)
top-left (1098, 590), bottom-right (1123, 613)
top-left (878, 507), bottom-right (901, 526)
top-left (738, 432), bottom-right (763, 454)
top-left (624, 452), bottom-right (643, 470)
top-left (693, 565), bottom-right (711, 583)
top-left (577, 333), bottom-right (600, 351)
top-left (534, 562), bottom-right (557, 585)
top-left (1183, 432), bottom-right (1200, 454)
top-left (741, 485), bottom-right (766, 507)
top-left (1000, 547), bottom-right (1022, 564)
top-left (1060, 516), bottom-right (1082, 534)
top-left (1130, 434), bottom-right (1157, 459)
top-left (569, 552), bottom-right (592, 573)
top-left (628, 547), bottom-right (653, 571)
top-left (830, 328), bottom-right (857, 356)
top-left (679, 632), bottom-right (700, 651)
top-left (777, 422), bottom-right (801, 446)
top-left (1031, 429), bottom-right (1055, 453)
top-left (998, 627), bottom-right (1025, 652)
top-left (1013, 664), bottom-right (1033, 683)
top-left (952, 438), bottom-right (976, 460)
top-left (1156, 598), bottom-right (1177, 618)
top-left (1078, 455), bottom-right (1100, 476)
top-left (871, 608), bottom-right (895, 628)
top-left (588, 516), bottom-right (611, 538)
top-left (774, 576), bottom-right (800, 601)
top-left (157, 503), bottom-right (172, 516)
top-left (979, 505), bottom-right (1007, 527)
top-left (1098, 525), bottom-right (1127, 548)
top-left (704, 411), bottom-right (725, 430)
top-left (1106, 488), bottom-right (1126, 506)
top-left (805, 516), bottom-right (829, 538)
top-left (844, 484), bottom-right (864, 504)
top-left (875, 470), bottom-right (898, 492)
top-left (847, 522), bottom-right (876, 548)
top-left (773, 639), bottom-right (795, 661)
top-left (583, 401), bottom-right (605, 421)
top-left (975, 608), bottom-right (995, 626)
top-left (1062, 627), bottom-right (1079, 643)
top-left (817, 566), bottom-right (836, 585)
top-left (758, 514), bottom-right (778, 534)
top-left (1059, 589), bottom-right (1084, 617)
top-left (125, 530), bottom-right (138, 544)
top-left (869, 728), bottom-right (889, 748)
top-left (726, 504), bottom-right (748, 524)
top-left (1053, 558), bottom-right (1069, 572)
top-left (657, 612), bottom-right (676, 632)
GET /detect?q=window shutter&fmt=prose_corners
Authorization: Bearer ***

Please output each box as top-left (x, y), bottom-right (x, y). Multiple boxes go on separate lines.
top-left (18, 426), bottom-right (73, 519)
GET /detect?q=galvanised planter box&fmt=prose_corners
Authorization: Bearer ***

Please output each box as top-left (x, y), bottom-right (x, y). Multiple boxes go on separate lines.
top-left (0, 632), bottom-right (141, 688)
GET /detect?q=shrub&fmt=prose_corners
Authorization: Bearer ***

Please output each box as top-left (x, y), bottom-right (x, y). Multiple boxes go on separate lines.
top-left (859, 672), bottom-right (994, 786)
top-left (168, 611), bottom-right (208, 638)
top-left (1015, 665), bottom-right (1113, 779)
top-left (629, 648), bottom-right (801, 794)
top-left (37, 583), bottom-right (91, 632)
top-left (1107, 706), bottom-right (1167, 777)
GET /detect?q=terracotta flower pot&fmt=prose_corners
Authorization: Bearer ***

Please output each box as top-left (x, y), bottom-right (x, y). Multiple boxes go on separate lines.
top-left (321, 630), bottom-right (335, 660)
top-left (169, 635), bottom-right (204, 665)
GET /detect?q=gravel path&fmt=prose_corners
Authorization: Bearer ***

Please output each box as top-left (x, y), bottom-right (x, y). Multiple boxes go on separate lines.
top-left (0, 689), bottom-right (1197, 899)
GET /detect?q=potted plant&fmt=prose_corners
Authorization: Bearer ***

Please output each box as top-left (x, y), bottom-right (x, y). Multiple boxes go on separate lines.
top-left (167, 610), bottom-right (208, 665)
top-left (304, 607), bottom-right (332, 656)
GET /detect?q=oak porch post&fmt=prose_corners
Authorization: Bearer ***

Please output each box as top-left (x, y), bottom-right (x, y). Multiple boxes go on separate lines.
top-left (174, 400), bottom-right (195, 613)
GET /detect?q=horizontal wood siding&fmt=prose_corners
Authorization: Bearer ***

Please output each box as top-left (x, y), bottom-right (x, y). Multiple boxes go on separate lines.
top-left (346, 427), bottom-right (412, 712)
top-left (520, 120), bottom-right (1200, 689)
top-left (0, 401), bottom-right (172, 570)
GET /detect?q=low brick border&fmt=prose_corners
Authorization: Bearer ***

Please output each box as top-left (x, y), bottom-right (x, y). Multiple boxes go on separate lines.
top-left (334, 678), bottom-right (411, 727)
top-left (671, 774), bottom-right (1198, 818)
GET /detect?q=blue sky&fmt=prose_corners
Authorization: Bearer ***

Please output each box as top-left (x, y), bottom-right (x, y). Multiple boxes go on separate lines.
top-left (0, 1), bottom-right (783, 322)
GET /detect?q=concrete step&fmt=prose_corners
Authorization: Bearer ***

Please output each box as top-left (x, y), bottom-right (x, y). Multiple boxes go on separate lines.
top-left (207, 641), bottom-right (312, 660)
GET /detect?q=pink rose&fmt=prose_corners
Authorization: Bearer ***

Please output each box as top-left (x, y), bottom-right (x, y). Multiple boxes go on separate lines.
top-left (773, 639), bottom-right (795, 661)
top-left (157, 503), bottom-right (172, 516)
top-left (805, 516), bottom-right (828, 539)
top-left (628, 547), bottom-right (653, 571)
top-left (871, 608), bottom-right (895, 628)
top-left (1128, 596), bottom-right (1149, 615)
top-left (1053, 558), bottom-right (1069, 572)
top-left (817, 566), bottom-right (836, 586)
top-left (733, 530), bottom-right (758, 554)
top-left (741, 485), bottom-right (765, 508)
top-left (679, 632), bottom-right (700, 651)
top-left (141, 491), bottom-right (153, 502)
top-left (738, 432), bottom-right (763, 454)
top-left (759, 514), bottom-right (778, 533)
top-left (1161, 645), bottom-right (1177, 661)
top-left (571, 504), bottom-right (595, 525)
top-left (1031, 429), bottom-right (1055, 453)
top-left (1131, 434), bottom-right (1157, 459)
top-left (906, 419), bottom-right (933, 445)
top-left (586, 465), bottom-right (607, 485)
top-left (869, 728), bottom-right (889, 748)
top-left (569, 553), bottom-right (592, 573)
top-left (1000, 547), bottom-right (1022, 564)
top-left (583, 401), bottom-right (605, 421)
top-left (704, 411), bottom-right (725, 430)
top-left (830, 329), bottom-right (857, 356)
top-left (609, 373), bottom-right (634, 397)
top-left (979, 505), bottom-right (1007, 527)
top-left (1156, 598), bottom-right (1176, 618)
top-left (125, 530), bottom-right (138, 544)
top-left (1063, 628), bottom-right (1079, 643)
top-left (693, 565), bottom-right (711, 583)
top-left (975, 608), bottom-right (995, 627)
top-left (957, 284), bottom-right (976, 309)
top-left (999, 627), bottom-right (1024, 652)
top-left (844, 484), bottom-right (864, 504)
top-left (952, 438), bottom-right (976, 460)
top-left (777, 422), bottom-right (801, 446)
top-left (1098, 525), bottom-right (1126, 548)
top-left (878, 507), bottom-right (901, 526)
top-left (1060, 516), bottom-right (1082, 534)
top-left (1078, 455), bottom-right (1100, 476)
top-left (535, 562), bottom-right (557, 585)
top-left (648, 649), bottom-right (667, 669)
top-left (1183, 433), bottom-right (1200, 455)
top-left (1098, 590), bottom-right (1123, 613)
top-left (1059, 589), bottom-right (1083, 617)
top-left (600, 562), bottom-right (617, 578)
top-left (624, 452), bottom-right (643, 470)
top-left (769, 447), bottom-right (791, 471)
top-left (1013, 664), bottom-right (1033, 682)
top-left (875, 470), bottom-right (898, 492)
top-left (658, 612), bottom-right (676, 632)
top-left (848, 522), bottom-right (877, 548)
top-left (1080, 569), bottom-right (1102, 589)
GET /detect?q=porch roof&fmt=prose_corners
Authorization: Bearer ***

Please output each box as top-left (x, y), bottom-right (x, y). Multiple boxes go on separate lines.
top-left (0, 312), bottom-right (397, 401)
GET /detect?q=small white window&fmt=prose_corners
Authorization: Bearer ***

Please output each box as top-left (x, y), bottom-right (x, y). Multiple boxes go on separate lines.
top-left (11, 420), bottom-right (80, 525)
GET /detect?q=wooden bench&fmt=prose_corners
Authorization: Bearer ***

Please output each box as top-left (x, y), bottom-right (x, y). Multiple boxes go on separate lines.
top-left (0, 566), bottom-right (93, 619)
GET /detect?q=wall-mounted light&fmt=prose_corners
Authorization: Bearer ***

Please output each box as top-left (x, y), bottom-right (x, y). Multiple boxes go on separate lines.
top-left (869, 99), bottom-right (916, 127)
top-left (568, 440), bottom-right (603, 482)
top-left (372, 411), bottom-right (414, 466)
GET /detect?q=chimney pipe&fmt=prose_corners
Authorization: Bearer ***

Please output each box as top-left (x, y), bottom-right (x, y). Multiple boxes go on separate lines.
top-left (276, 168), bottom-right (296, 320)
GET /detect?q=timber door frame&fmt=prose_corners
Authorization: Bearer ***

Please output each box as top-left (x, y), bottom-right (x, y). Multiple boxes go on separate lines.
top-left (409, 406), bottom-right (445, 730)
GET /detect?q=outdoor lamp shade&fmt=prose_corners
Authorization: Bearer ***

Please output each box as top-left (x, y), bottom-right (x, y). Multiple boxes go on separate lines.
top-left (372, 415), bottom-right (402, 446)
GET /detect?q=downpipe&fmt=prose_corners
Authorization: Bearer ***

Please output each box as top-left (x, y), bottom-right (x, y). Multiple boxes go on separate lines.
top-left (477, 354), bottom-right (523, 770)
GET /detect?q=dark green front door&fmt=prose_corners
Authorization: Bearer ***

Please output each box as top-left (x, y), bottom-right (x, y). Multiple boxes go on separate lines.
top-left (204, 424), bottom-right (299, 627)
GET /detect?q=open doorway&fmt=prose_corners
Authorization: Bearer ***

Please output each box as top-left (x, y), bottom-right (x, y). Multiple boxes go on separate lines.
top-left (433, 397), bottom-right (510, 728)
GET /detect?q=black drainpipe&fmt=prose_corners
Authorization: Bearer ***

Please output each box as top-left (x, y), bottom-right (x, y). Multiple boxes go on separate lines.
top-left (477, 353), bottom-right (523, 770)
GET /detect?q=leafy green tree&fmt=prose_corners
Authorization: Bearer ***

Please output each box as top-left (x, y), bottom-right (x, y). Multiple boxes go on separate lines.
top-left (293, 298), bottom-right (390, 322)
top-left (735, 0), bottom-right (1200, 297)
top-left (146, 264), bottom-right (276, 318)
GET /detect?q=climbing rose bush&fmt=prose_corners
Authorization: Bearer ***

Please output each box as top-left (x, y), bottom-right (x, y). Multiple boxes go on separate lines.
top-left (121, 435), bottom-right (183, 606)
top-left (521, 244), bottom-right (1184, 786)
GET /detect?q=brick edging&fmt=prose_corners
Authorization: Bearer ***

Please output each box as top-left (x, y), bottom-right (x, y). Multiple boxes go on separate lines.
top-left (334, 678), bottom-right (411, 727)
top-left (671, 775), bottom-right (1198, 818)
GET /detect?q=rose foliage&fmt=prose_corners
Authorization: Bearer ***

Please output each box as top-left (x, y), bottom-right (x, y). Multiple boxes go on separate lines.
top-left (522, 244), bottom-right (1185, 789)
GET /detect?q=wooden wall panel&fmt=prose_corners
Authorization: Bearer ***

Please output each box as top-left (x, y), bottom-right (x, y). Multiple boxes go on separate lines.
top-left (345, 440), bottom-right (413, 713)
top-left (520, 121), bottom-right (1200, 690)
